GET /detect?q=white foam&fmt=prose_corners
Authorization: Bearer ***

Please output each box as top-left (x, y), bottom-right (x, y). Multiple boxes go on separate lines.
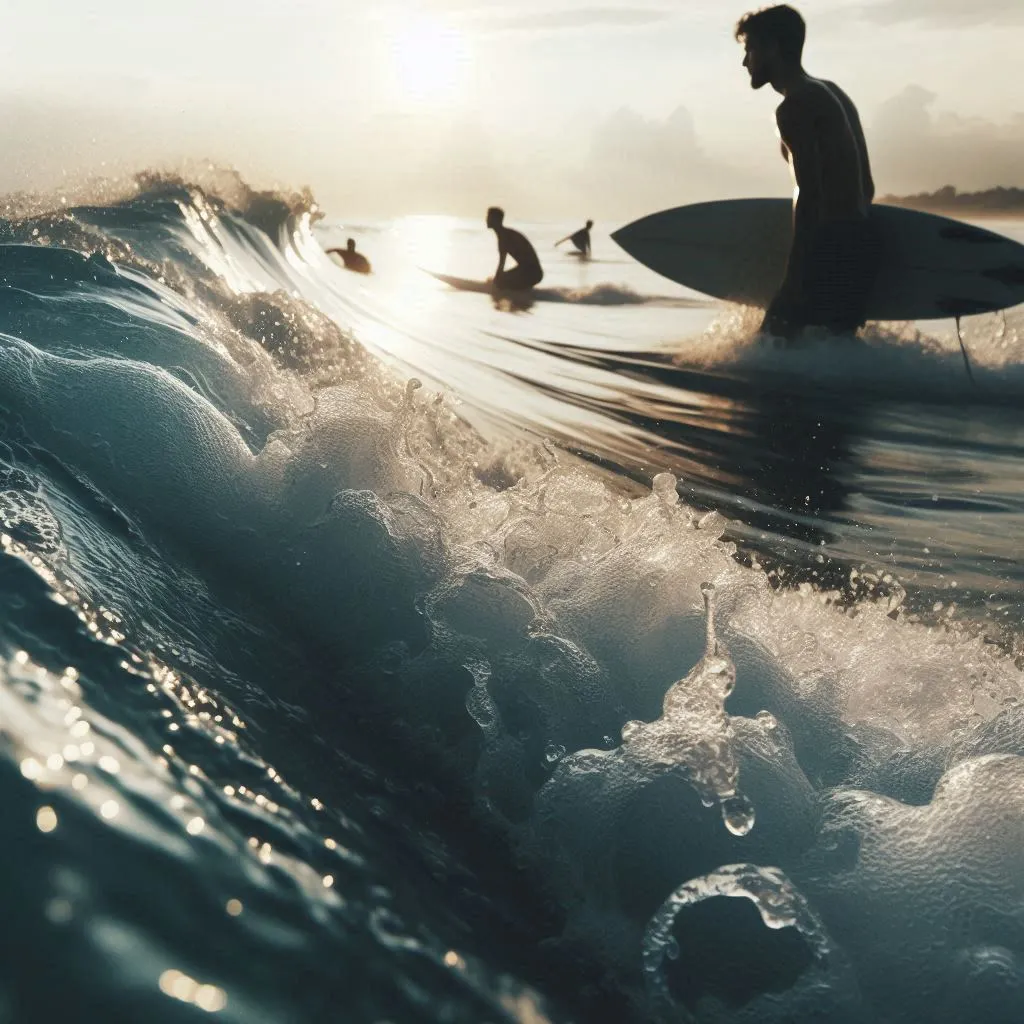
top-left (4, 178), bottom-right (1024, 1019)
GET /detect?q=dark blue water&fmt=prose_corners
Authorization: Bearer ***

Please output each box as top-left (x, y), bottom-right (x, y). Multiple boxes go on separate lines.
top-left (2, 172), bottom-right (1024, 1024)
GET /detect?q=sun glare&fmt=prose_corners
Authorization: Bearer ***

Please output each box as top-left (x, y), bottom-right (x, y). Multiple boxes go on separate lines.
top-left (391, 13), bottom-right (468, 106)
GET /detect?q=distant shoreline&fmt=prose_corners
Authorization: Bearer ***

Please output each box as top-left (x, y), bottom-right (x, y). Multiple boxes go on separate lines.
top-left (879, 186), bottom-right (1024, 219)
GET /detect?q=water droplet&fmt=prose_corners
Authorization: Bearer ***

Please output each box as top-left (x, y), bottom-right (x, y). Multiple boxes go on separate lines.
top-left (36, 806), bottom-right (58, 833)
top-left (652, 472), bottom-right (678, 506)
top-left (721, 794), bottom-right (756, 836)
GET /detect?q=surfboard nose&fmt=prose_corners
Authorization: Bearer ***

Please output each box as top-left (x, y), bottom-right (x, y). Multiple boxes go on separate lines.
top-left (610, 217), bottom-right (657, 259)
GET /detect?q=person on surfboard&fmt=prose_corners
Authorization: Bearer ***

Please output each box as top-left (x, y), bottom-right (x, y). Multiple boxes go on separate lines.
top-left (327, 238), bottom-right (372, 275)
top-left (736, 5), bottom-right (877, 339)
top-left (556, 220), bottom-right (594, 257)
top-left (486, 207), bottom-right (544, 291)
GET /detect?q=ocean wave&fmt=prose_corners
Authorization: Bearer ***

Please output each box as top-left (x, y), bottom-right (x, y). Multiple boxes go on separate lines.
top-left (0, 168), bottom-right (1023, 1023)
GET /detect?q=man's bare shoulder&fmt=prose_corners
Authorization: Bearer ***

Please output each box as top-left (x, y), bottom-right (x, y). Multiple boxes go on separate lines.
top-left (776, 83), bottom-right (814, 118)
top-left (775, 91), bottom-right (811, 133)
top-left (820, 79), bottom-right (854, 104)
top-left (778, 80), bottom-right (848, 127)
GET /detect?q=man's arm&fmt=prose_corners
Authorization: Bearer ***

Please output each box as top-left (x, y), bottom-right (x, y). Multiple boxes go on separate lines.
top-left (775, 98), bottom-right (823, 307)
top-left (494, 234), bottom-right (507, 280)
top-left (826, 83), bottom-right (874, 204)
top-left (847, 104), bottom-right (875, 203)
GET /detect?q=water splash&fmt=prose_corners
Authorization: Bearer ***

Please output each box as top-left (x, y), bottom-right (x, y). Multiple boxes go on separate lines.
top-left (642, 863), bottom-right (832, 1012)
top-left (543, 743), bottom-right (567, 765)
top-left (618, 582), bottom-right (754, 831)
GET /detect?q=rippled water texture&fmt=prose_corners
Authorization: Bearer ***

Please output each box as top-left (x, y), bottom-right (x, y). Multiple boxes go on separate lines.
top-left (0, 172), bottom-right (1023, 1023)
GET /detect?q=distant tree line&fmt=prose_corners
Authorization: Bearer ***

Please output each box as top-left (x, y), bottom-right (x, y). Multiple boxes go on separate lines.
top-left (880, 185), bottom-right (1024, 216)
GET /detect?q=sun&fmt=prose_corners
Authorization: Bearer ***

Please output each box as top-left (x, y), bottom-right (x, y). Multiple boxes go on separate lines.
top-left (390, 13), bottom-right (469, 106)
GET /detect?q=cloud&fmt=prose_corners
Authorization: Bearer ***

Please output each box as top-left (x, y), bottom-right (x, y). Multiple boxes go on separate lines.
top-left (301, 103), bottom-right (763, 220)
top-left (859, 0), bottom-right (1024, 26)
top-left (871, 85), bottom-right (1024, 193)
top-left (579, 105), bottom-right (762, 217)
top-left (463, 6), bottom-right (673, 34)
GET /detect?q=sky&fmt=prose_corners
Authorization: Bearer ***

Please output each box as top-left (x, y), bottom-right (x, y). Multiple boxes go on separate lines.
top-left (0, 0), bottom-right (1022, 219)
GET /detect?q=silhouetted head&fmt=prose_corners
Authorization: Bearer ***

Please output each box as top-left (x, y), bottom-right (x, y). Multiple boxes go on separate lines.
top-left (736, 5), bottom-right (805, 90)
top-left (346, 238), bottom-right (356, 251)
top-left (585, 220), bottom-right (594, 229)
top-left (486, 206), bottom-right (505, 230)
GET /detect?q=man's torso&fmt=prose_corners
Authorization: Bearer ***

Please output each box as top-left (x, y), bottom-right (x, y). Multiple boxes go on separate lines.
top-left (777, 77), bottom-right (870, 226)
top-left (500, 227), bottom-right (541, 270)
top-left (570, 228), bottom-right (589, 251)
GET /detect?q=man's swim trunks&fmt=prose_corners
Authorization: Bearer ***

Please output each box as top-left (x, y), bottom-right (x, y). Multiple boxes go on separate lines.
top-left (495, 264), bottom-right (543, 290)
top-left (799, 217), bottom-right (880, 332)
top-left (764, 217), bottom-right (880, 338)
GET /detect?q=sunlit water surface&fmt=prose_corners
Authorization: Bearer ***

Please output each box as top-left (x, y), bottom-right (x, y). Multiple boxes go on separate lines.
top-left (0, 173), bottom-right (1022, 1024)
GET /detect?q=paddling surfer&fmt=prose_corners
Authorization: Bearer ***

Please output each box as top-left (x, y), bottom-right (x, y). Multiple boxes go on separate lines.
top-left (736, 5), bottom-right (877, 338)
top-left (487, 207), bottom-right (544, 291)
top-left (556, 220), bottom-right (594, 257)
top-left (327, 238), bottom-right (371, 274)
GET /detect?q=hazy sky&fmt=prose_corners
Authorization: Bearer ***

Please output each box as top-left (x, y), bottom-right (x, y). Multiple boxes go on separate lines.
top-left (0, 0), bottom-right (1022, 218)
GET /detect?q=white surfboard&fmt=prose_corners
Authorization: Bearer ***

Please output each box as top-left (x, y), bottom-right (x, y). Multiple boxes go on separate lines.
top-left (422, 269), bottom-right (710, 309)
top-left (612, 199), bottom-right (1024, 321)
top-left (424, 270), bottom-right (558, 302)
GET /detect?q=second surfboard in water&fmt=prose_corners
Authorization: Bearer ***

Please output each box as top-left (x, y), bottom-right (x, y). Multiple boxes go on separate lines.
top-left (424, 271), bottom-right (564, 304)
top-left (612, 199), bottom-right (1024, 321)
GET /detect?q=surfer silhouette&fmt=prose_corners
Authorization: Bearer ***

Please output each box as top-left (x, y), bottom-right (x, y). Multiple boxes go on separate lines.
top-left (556, 220), bottom-right (594, 257)
top-left (487, 207), bottom-right (544, 291)
top-left (327, 238), bottom-right (371, 275)
top-left (736, 5), bottom-right (877, 339)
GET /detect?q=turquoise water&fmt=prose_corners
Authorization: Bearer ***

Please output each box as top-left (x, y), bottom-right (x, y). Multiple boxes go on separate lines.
top-left (1, 172), bottom-right (1023, 1023)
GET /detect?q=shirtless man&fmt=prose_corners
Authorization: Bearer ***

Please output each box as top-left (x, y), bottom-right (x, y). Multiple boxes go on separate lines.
top-left (487, 207), bottom-right (544, 291)
top-left (736, 5), bottom-right (877, 338)
top-left (556, 219), bottom-right (594, 257)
